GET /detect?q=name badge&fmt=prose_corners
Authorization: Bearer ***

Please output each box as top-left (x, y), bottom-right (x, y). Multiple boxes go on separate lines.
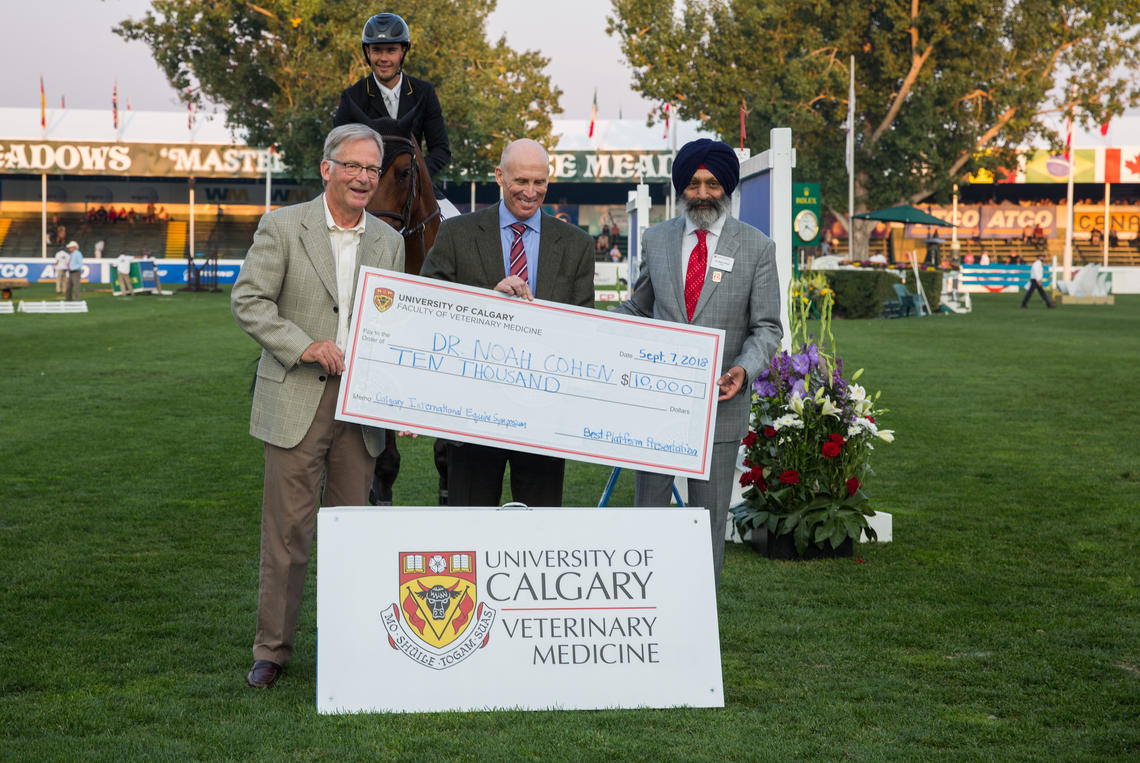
top-left (710, 254), bottom-right (734, 272)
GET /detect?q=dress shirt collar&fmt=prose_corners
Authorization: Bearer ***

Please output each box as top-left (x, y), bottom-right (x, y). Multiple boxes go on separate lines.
top-left (322, 193), bottom-right (366, 234)
top-left (498, 200), bottom-right (542, 234)
top-left (683, 210), bottom-right (728, 240)
top-left (372, 73), bottom-right (403, 101)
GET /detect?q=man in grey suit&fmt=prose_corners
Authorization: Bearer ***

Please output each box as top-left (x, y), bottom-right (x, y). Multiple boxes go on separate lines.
top-left (232, 123), bottom-right (405, 688)
top-left (618, 138), bottom-right (782, 587)
top-left (421, 138), bottom-right (594, 507)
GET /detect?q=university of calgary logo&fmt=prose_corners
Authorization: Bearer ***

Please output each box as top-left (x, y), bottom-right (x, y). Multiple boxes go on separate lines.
top-left (373, 287), bottom-right (394, 312)
top-left (381, 551), bottom-right (497, 670)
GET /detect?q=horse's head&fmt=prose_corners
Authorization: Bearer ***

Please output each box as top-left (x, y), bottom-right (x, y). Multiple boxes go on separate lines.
top-left (365, 115), bottom-right (441, 275)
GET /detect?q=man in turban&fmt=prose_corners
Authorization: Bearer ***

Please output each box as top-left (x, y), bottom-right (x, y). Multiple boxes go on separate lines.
top-left (616, 138), bottom-right (783, 588)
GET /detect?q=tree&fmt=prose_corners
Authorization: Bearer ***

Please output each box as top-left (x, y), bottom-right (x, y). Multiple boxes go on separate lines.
top-left (608, 0), bottom-right (1140, 244)
top-left (116, 0), bottom-right (562, 180)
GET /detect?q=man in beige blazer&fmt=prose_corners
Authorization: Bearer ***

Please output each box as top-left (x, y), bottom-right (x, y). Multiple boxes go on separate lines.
top-left (232, 123), bottom-right (405, 688)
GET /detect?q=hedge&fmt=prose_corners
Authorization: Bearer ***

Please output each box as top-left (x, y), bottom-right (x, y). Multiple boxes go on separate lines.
top-left (804, 268), bottom-right (943, 319)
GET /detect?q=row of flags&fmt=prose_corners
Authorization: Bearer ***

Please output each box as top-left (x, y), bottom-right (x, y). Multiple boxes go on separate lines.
top-left (38, 74), bottom-right (195, 134)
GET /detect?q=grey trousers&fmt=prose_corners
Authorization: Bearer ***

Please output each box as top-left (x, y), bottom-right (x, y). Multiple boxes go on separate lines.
top-left (633, 440), bottom-right (739, 588)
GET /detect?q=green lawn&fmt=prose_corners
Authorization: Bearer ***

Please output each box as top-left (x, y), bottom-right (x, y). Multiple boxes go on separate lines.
top-left (1, 283), bottom-right (1137, 760)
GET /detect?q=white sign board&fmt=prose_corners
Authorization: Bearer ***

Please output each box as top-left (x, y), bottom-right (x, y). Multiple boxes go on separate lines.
top-left (335, 270), bottom-right (725, 479)
top-left (316, 507), bottom-right (724, 714)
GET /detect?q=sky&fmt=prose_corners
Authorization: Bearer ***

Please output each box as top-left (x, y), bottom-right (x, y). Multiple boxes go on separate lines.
top-left (0, 0), bottom-right (655, 120)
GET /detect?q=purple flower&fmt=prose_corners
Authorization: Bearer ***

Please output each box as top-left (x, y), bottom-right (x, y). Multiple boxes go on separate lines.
top-left (791, 353), bottom-right (811, 376)
top-left (806, 344), bottom-right (820, 369)
top-left (791, 379), bottom-right (806, 398)
top-left (754, 379), bottom-right (778, 397)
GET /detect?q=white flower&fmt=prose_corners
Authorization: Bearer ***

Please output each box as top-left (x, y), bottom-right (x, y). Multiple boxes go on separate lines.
top-left (877, 429), bottom-right (895, 443)
top-left (789, 391), bottom-right (805, 415)
top-left (849, 417), bottom-right (877, 437)
top-left (773, 414), bottom-right (804, 431)
top-left (820, 396), bottom-right (841, 418)
top-left (848, 383), bottom-right (867, 402)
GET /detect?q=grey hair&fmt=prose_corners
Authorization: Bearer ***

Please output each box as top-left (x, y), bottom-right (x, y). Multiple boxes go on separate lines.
top-left (322, 123), bottom-right (385, 166)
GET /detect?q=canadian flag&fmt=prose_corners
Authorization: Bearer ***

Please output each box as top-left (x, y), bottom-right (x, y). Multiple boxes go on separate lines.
top-left (1100, 146), bottom-right (1140, 183)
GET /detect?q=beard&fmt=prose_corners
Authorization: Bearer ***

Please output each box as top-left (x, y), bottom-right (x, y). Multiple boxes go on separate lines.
top-left (681, 193), bottom-right (730, 230)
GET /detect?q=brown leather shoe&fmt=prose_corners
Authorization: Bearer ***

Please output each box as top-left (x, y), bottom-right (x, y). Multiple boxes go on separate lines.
top-left (246, 660), bottom-right (282, 688)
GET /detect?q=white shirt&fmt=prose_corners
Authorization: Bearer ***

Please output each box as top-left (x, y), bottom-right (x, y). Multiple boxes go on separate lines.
top-left (54, 249), bottom-right (69, 269)
top-left (373, 73), bottom-right (402, 119)
top-left (116, 255), bottom-right (132, 274)
top-left (682, 212), bottom-right (728, 273)
top-left (1030, 259), bottom-right (1044, 281)
top-left (322, 194), bottom-right (365, 352)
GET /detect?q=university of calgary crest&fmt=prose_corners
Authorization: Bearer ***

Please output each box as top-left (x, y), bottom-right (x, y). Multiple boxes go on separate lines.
top-left (382, 551), bottom-right (497, 670)
top-left (373, 287), bottom-right (394, 312)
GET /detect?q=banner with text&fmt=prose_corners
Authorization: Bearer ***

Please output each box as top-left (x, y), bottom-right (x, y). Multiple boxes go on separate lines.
top-left (336, 270), bottom-right (724, 479)
top-left (0, 140), bottom-right (285, 178)
top-left (316, 506), bottom-right (724, 713)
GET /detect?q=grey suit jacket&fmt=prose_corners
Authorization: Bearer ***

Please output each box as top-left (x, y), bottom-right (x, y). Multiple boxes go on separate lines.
top-left (420, 203), bottom-right (595, 307)
top-left (619, 215), bottom-right (782, 443)
top-left (231, 195), bottom-right (405, 455)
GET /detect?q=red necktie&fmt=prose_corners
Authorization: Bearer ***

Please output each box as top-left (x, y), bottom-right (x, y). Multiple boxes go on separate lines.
top-left (684, 229), bottom-right (708, 322)
top-left (508, 223), bottom-right (529, 282)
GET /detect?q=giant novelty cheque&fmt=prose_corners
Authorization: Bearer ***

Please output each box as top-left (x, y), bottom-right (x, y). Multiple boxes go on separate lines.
top-left (335, 269), bottom-right (725, 479)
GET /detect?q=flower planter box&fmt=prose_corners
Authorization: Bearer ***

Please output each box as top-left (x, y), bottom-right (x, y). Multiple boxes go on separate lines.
top-left (749, 527), bottom-right (854, 560)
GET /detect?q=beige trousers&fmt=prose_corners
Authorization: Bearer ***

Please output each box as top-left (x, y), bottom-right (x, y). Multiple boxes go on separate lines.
top-left (252, 377), bottom-right (374, 665)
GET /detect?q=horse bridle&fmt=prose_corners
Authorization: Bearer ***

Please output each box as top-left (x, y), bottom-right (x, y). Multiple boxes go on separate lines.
top-left (372, 134), bottom-right (442, 251)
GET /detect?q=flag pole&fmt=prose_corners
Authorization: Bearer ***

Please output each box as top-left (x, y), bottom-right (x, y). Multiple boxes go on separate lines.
top-left (1062, 109), bottom-right (1075, 281)
top-left (40, 75), bottom-right (47, 261)
top-left (846, 55), bottom-right (855, 260)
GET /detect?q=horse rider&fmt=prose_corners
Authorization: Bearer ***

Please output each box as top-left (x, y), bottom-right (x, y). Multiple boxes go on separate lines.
top-left (333, 12), bottom-right (451, 180)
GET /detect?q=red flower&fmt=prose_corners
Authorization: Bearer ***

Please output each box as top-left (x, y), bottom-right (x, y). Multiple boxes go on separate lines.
top-left (829, 433), bottom-right (845, 445)
top-left (740, 466), bottom-right (765, 488)
top-left (763, 426), bottom-right (777, 438)
top-left (779, 470), bottom-right (800, 485)
top-left (754, 478), bottom-right (768, 492)
top-left (822, 441), bottom-right (842, 458)
top-left (867, 416), bottom-right (875, 424)
top-left (742, 431), bottom-right (758, 447)
top-left (846, 477), bottom-right (861, 496)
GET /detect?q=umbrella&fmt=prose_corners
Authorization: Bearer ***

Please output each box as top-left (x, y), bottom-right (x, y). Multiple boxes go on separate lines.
top-left (852, 205), bottom-right (956, 227)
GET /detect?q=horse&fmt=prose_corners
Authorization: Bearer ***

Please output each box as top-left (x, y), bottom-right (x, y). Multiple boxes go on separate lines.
top-left (365, 117), bottom-right (447, 505)
top-left (367, 116), bottom-right (442, 275)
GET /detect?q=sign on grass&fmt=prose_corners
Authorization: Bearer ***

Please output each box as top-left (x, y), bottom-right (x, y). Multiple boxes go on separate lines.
top-left (316, 506), bottom-right (724, 714)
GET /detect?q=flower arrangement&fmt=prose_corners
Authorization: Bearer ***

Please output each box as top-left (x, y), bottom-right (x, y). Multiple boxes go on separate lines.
top-left (732, 276), bottom-right (893, 555)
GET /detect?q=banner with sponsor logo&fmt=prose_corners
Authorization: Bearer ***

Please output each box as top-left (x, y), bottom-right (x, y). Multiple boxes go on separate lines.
top-left (0, 258), bottom-right (243, 286)
top-left (0, 140), bottom-right (285, 178)
top-left (549, 151), bottom-right (673, 182)
top-left (903, 205), bottom-right (1058, 239)
top-left (316, 506), bottom-right (723, 713)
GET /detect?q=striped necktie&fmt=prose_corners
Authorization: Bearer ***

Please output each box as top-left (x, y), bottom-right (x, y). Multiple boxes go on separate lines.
top-left (509, 223), bottom-right (529, 282)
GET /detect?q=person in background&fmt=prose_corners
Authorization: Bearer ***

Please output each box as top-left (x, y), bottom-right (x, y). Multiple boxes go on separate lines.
top-left (333, 12), bottom-right (451, 179)
top-left (1021, 253), bottom-right (1054, 309)
top-left (64, 241), bottom-right (83, 301)
top-left (115, 252), bottom-right (134, 296)
top-left (53, 245), bottom-right (69, 294)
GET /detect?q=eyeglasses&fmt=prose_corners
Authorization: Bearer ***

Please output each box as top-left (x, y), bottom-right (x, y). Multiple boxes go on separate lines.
top-left (328, 158), bottom-right (381, 180)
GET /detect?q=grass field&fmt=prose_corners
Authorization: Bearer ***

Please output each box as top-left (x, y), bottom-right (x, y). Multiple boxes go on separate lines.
top-left (2, 283), bottom-right (1138, 760)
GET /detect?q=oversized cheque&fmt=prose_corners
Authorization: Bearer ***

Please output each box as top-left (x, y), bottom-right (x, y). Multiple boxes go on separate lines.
top-left (335, 269), bottom-right (724, 479)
